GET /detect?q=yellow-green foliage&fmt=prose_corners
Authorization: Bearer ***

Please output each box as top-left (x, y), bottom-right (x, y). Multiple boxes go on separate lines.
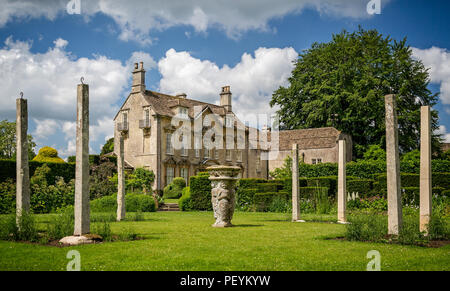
top-left (32, 147), bottom-right (65, 163)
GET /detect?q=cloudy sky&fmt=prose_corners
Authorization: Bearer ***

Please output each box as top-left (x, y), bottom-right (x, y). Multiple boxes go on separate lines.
top-left (0, 0), bottom-right (449, 158)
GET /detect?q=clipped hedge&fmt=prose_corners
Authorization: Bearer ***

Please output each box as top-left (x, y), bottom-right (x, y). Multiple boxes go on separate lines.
top-left (253, 192), bottom-right (290, 212)
top-left (90, 193), bottom-right (156, 213)
top-left (0, 159), bottom-right (75, 184)
top-left (375, 173), bottom-right (450, 194)
top-left (236, 188), bottom-right (257, 209)
top-left (299, 187), bottom-right (329, 200)
top-left (237, 178), bottom-right (267, 189)
top-left (189, 173), bottom-right (212, 211)
top-left (306, 176), bottom-right (337, 196)
top-left (347, 179), bottom-right (375, 198)
top-left (67, 154), bottom-right (117, 165)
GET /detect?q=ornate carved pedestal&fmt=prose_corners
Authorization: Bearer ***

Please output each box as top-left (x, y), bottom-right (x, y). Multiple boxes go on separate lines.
top-left (207, 165), bottom-right (241, 227)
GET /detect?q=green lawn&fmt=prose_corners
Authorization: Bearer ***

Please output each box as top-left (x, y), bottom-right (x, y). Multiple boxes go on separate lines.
top-left (0, 211), bottom-right (449, 271)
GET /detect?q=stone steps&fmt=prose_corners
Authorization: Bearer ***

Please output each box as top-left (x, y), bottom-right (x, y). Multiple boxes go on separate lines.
top-left (158, 203), bottom-right (180, 212)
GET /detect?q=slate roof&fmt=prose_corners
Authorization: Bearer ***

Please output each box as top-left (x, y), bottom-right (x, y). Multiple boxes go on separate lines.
top-left (270, 127), bottom-right (343, 150)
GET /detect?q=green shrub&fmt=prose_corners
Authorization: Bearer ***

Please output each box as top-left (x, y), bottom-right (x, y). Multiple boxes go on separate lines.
top-left (313, 187), bottom-right (331, 214)
top-left (432, 172), bottom-right (450, 189)
top-left (268, 195), bottom-right (292, 213)
top-left (179, 187), bottom-right (193, 211)
top-left (189, 174), bottom-right (212, 210)
top-left (0, 179), bottom-right (15, 214)
top-left (299, 187), bottom-right (329, 200)
top-left (238, 178), bottom-right (267, 189)
top-left (0, 212), bottom-right (39, 242)
top-left (256, 183), bottom-right (279, 193)
top-left (46, 209), bottom-right (74, 240)
top-left (402, 187), bottom-right (420, 206)
top-left (347, 179), bottom-right (374, 198)
top-left (236, 188), bottom-right (257, 211)
top-left (163, 177), bottom-right (186, 199)
top-left (92, 221), bottom-right (112, 242)
top-left (90, 193), bottom-right (156, 213)
top-left (306, 176), bottom-right (337, 197)
top-left (253, 192), bottom-right (290, 212)
top-left (345, 215), bottom-right (387, 242)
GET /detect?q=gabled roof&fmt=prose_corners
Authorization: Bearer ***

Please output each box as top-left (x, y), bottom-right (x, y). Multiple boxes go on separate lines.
top-left (143, 90), bottom-right (227, 118)
top-left (269, 127), bottom-right (345, 150)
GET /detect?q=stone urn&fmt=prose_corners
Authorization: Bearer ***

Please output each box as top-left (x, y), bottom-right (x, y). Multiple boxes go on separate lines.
top-left (206, 165), bottom-right (241, 227)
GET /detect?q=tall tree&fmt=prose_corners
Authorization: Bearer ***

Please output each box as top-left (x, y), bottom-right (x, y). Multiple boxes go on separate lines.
top-left (100, 137), bottom-right (114, 155)
top-left (270, 28), bottom-right (441, 158)
top-left (0, 119), bottom-right (36, 160)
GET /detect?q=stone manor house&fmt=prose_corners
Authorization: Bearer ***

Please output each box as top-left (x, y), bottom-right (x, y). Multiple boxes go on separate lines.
top-left (114, 62), bottom-right (352, 192)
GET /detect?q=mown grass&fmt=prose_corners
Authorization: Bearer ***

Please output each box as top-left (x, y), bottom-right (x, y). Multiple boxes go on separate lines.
top-left (0, 211), bottom-right (449, 271)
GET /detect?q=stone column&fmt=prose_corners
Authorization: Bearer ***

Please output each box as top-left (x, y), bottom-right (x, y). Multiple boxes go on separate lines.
top-left (385, 94), bottom-right (402, 235)
top-left (337, 139), bottom-right (347, 223)
top-left (117, 134), bottom-right (126, 221)
top-left (207, 165), bottom-right (240, 227)
top-left (420, 106), bottom-right (432, 233)
top-left (16, 97), bottom-right (30, 218)
top-left (74, 83), bottom-right (90, 236)
top-left (292, 144), bottom-right (300, 221)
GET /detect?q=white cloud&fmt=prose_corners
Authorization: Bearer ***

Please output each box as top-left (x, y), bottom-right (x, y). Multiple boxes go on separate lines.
top-left (412, 47), bottom-right (450, 105)
top-left (33, 118), bottom-right (60, 141)
top-left (0, 37), bottom-right (150, 157)
top-left (158, 47), bottom-right (298, 125)
top-left (436, 125), bottom-right (450, 143)
top-left (0, 0), bottom-right (392, 44)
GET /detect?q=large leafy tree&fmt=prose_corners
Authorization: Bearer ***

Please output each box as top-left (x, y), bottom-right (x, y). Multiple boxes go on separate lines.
top-left (270, 28), bottom-right (441, 158)
top-left (0, 119), bottom-right (36, 160)
top-left (101, 137), bottom-right (114, 155)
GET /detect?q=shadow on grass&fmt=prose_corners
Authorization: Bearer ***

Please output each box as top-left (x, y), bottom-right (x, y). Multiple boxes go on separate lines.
top-left (232, 224), bottom-right (264, 228)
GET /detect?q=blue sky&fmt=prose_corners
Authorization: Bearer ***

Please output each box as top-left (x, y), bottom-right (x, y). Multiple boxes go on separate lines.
top-left (0, 0), bottom-right (449, 158)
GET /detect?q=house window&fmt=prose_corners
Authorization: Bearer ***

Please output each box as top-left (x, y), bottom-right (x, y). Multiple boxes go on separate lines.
top-left (179, 107), bottom-right (188, 117)
top-left (180, 168), bottom-right (188, 183)
top-left (166, 167), bottom-right (174, 185)
top-left (225, 116), bottom-right (233, 128)
top-left (194, 137), bottom-right (200, 158)
top-left (123, 112), bottom-right (128, 124)
top-left (204, 148), bottom-right (209, 158)
top-left (215, 148), bottom-right (219, 159)
top-left (181, 143), bottom-right (188, 156)
top-left (166, 133), bottom-right (173, 154)
top-left (312, 158), bottom-right (322, 164)
top-left (237, 150), bottom-right (242, 162)
top-left (226, 150), bottom-right (232, 161)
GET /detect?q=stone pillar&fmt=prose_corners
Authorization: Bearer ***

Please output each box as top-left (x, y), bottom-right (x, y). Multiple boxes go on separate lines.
top-left (207, 165), bottom-right (241, 227)
top-left (420, 106), bottom-right (432, 233)
top-left (292, 144), bottom-right (300, 221)
top-left (117, 134), bottom-right (126, 221)
top-left (74, 83), bottom-right (90, 236)
top-left (337, 139), bottom-right (347, 223)
top-left (385, 94), bottom-right (402, 235)
top-left (16, 97), bottom-right (30, 218)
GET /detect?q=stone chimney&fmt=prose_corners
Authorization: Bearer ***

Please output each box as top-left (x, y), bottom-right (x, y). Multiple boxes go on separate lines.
top-left (176, 93), bottom-right (187, 99)
top-left (132, 62), bottom-right (146, 93)
top-left (220, 85), bottom-right (232, 112)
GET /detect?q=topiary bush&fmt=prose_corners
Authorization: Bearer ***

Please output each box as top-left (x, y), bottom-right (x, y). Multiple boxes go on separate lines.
top-left (32, 147), bottom-right (65, 163)
top-left (189, 173), bottom-right (212, 210)
top-left (179, 187), bottom-right (193, 211)
top-left (163, 177), bottom-right (186, 199)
